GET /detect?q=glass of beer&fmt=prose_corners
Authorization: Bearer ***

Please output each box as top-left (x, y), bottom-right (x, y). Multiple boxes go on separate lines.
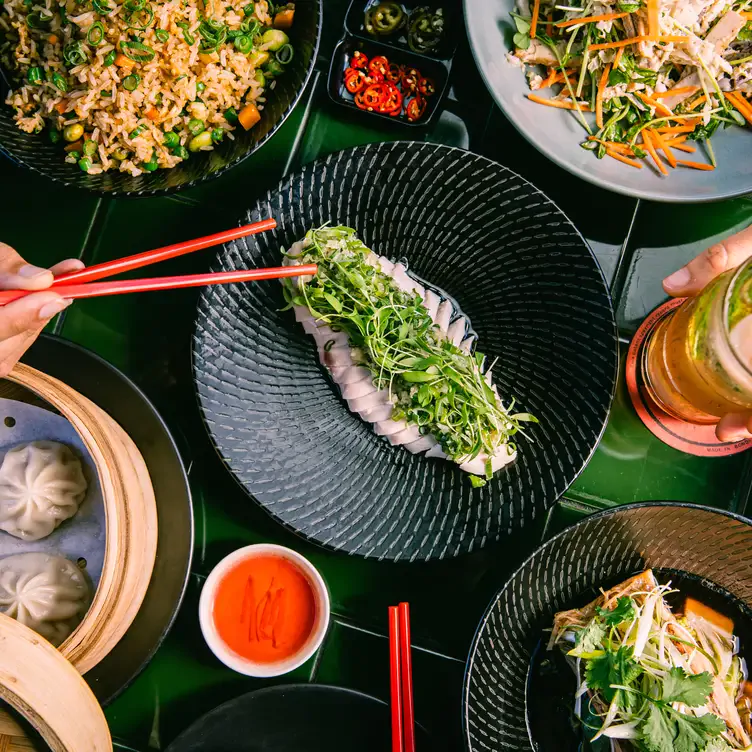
top-left (641, 258), bottom-right (752, 424)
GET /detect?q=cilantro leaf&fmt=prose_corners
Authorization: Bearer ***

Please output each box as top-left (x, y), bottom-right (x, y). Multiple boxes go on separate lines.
top-left (739, 22), bottom-right (752, 42)
top-left (569, 620), bottom-right (606, 656)
top-left (673, 711), bottom-right (725, 752)
top-left (595, 596), bottom-right (636, 626)
top-left (662, 667), bottom-right (713, 707)
top-left (586, 645), bottom-right (640, 703)
top-left (642, 704), bottom-right (676, 752)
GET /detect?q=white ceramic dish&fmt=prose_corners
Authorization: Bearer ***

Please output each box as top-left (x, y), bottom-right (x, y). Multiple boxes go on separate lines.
top-left (198, 543), bottom-right (330, 678)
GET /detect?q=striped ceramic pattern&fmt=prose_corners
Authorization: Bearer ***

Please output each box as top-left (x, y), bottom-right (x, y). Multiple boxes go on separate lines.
top-left (192, 141), bottom-right (617, 561)
top-left (0, 0), bottom-right (320, 196)
top-left (463, 503), bottom-right (752, 751)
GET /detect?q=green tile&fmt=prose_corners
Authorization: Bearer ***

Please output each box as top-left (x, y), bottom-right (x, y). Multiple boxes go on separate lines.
top-left (105, 576), bottom-right (314, 749)
top-left (313, 619), bottom-right (464, 751)
top-left (616, 196), bottom-right (752, 335)
top-left (566, 353), bottom-right (750, 512)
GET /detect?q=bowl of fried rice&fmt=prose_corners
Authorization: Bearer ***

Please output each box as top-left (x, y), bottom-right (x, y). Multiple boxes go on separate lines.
top-left (0, 0), bottom-right (320, 195)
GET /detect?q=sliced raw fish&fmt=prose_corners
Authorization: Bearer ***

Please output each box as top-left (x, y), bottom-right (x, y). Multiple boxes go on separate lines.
top-left (374, 418), bottom-right (408, 437)
top-left (360, 403), bottom-right (394, 422)
top-left (404, 435), bottom-right (438, 454)
top-left (435, 300), bottom-right (452, 334)
top-left (330, 366), bottom-right (372, 385)
top-left (425, 444), bottom-right (448, 459)
top-left (460, 336), bottom-right (474, 353)
top-left (378, 257), bottom-right (395, 275)
top-left (388, 425), bottom-right (423, 446)
top-left (340, 376), bottom-right (378, 400)
top-left (391, 263), bottom-right (424, 298)
top-left (323, 347), bottom-right (358, 368)
top-left (423, 290), bottom-right (441, 321)
top-left (447, 318), bottom-right (467, 347)
top-left (348, 390), bottom-right (391, 414)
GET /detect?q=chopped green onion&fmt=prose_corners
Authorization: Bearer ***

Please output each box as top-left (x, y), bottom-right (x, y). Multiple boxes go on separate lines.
top-left (173, 145), bottom-right (189, 159)
top-left (163, 130), bottom-right (179, 148)
top-left (124, 4), bottom-right (154, 30)
top-left (242, 3), bottom-right (255, 15)
top-left (239, 17), bottom-right (259, 35)
top-left (234, 34), bottom-right (252, 53)
top-left (210, 127), bottom-right (224, 143)
top-left (198, 18), bottom-right (227, 53)
top-left (92, 0), bottom-right (113, 13)
top-left (103, 49), bottom-right (117, 66)
top-left (62, 40), bottom-right (88, 67)
top-left (26, 66), bottom-right (43, 84)
top-left (223, 106), bottom-right (238, 123)
top-left (123, 73), bottom-right (141, 90)
top-left (187, 117), bottom-right (205, 135)
top-left (176, 21), bottom-right (194, 45)
top-left (129, 123), bottom-right (147, 138)
top-left (120, 40), bottom-right (155, 61)
top-left (264, 58), bottom-right (284, 77)
top-left (26, 10), bottom-right (53, 27)
top-left (196, 81), bottom-right (206, 93)
top-left (154, 28), bottom-right (169, 42)
top-left (78, 156), bottom-right (92, 172)
top-left (51, 71), bottom-right (69, 91)
top-left (101, 89), bottom-right (112, 96)
top-left (275, 43), bottom-right (293, 64)
top-left (87, 21), bottom-right (105, 45)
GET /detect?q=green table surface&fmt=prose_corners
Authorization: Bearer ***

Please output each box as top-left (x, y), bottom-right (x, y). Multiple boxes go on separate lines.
top-left (2, 2), bottom-right (752, 749)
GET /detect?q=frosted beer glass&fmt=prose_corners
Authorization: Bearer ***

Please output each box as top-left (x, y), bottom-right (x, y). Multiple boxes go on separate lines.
top-left (642, 258), bottom-right (752, 424)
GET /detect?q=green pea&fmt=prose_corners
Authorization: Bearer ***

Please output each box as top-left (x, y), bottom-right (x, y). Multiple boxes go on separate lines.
top-left (196, 82), bottom-right (206, 93)
top-left (163, 131), bottom-right (179, 148)
top-left (49, 128), bottom-right (61, 144)
top-left (188, 131), bottom-right (212, 151)
top-left (82, 139), bottom-right (97, 156)
top-left (210, 127), bottom-right (224, 143)
top-left (142, 159), bottom-right (159, 171)
top-left (78, 156), bottom-right (92, 171)
top-left (63, 123), bottom-right (84, 142)
top-left (173, 145), bottom-right (189, 159)
top-left (68, 150), bottom-right (81, 159)
top-left (248, 49), bottom-right (269, 68)
top-left (261, 28), bottom-right (288, 51)
top-left (223, 106), bottom-right (238, 124)
top-left (187, 118), bottom-right (205, 135)
top-left (254, 69), bottom-right (265, 87)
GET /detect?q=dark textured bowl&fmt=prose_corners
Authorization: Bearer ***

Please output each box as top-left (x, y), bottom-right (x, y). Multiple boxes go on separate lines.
top-left (0, 0), bottom-right (320, 197)
top-left (463, 502), bottom-right (752, 751)
top-left (21, 334), bottom-right (193, 704)
top-left (163, 684), bottom-right (432, 751)
top-left (192, 141), bottom-right (617, 561)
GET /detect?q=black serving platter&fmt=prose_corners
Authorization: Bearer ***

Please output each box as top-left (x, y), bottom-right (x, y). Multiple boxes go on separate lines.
top-left (327, 35), bottom-right (449, 127)
top-left (344, 0), bottom-right (460, 60)
top-left (21, 334), bottom-right (194, 704)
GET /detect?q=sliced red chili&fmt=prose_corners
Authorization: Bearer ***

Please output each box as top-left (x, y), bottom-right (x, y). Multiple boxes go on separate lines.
top-left (381, 84), bottom-right (403, 114)
top-left (386, 62), bottom-right (401, 82)
top-left (401, 68), bottom-right (420, 93)
top-left (351, 51), bottom-right (369, 70)
top-left (418, 77), bottom-right (436, 97)
top-left (364, 71), bottom-right (385, 85)
top-left (345, 68), bottom-right (367, 94)
top-left (406, 96), bottom-right (426, 122)
top-left (354, 89), bottom-right (369, 110)
top-left (368, 55), bottom-right (389, 77)
top-left (361, 82), bottom-right (389, 110)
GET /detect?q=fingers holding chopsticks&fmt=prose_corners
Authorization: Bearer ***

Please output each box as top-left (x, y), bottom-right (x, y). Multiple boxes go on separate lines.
top-left (0, 242), bottom-right (83, 291)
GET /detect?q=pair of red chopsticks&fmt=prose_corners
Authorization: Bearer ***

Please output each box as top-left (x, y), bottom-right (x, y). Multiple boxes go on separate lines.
top-left (0, 218), bottom-right (318, 306)
top-left (389, 602), bottom-right (415, 752)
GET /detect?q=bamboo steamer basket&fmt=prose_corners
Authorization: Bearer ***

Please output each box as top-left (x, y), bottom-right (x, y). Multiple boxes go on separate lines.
top-left (3, 362), bottom-right (159, 673)
top-left (0, 614), bottom-right (111, 751)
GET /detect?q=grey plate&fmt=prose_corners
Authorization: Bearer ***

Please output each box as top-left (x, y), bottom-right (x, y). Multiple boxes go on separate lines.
top-left (464, 0), bottom-right (752, 203)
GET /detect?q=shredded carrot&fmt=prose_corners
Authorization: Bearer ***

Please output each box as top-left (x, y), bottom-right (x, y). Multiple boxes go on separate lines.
top-left (589, 35), bottom-right (687, 51)
top-left (546, 13), bottom-right (553, 36)
top-left (676, 159), bottom-right (715, 171)
top-left (650, 128), bottom-right (677, 167)
top-left (642, 131), bottom-right (668, 175)
top-left (556, 11), bottom-right (629, 28)
top-left (596, 64), bottom-right (611, 129)
top-left (663, 135), bottom-right (687, 145)
top-left (636, 92), bottom-right (674, 118)
top-left (55, 101), bottom-right (67, 114)
top-left (534, 68), bottom-right (575, 90)
top-left (587, 137), bottom-right (634, 154)
top-left (527, 94), bottom-right (591, 111)
top-left (670, 143), bottom-right (696, 153)
top-left (725, 91), bottom-right (752, 126)
top-left (530, 0), bottom-right (541, 38)
top-left (647, 0), bottom-right (659, 38)
top-left (606, 148), bottom-right (643, 168)
top-left (653, 86), bottom-right (699, 99)
top-left (613, 46), bottom-right (625, 70)
top-left (656, 125), bottom-right (696, 134)
top-left (741, 10), bottom-right (752, 19)
top-left (687, 95), bottom-right (707, 111)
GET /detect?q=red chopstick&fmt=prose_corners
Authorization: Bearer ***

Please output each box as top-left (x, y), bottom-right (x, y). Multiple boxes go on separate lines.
top-left (52, 218), bottom-right (277, 286)
top-left (389, 606), bottom-right (404, 752)
top-left (398, 603), bottom-right (416, 752)
top-left (0, 265), bottom-right (316, 305)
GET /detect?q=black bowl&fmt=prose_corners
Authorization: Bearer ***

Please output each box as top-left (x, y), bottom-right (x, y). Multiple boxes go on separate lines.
top-left (0, 0), bottom-right (321, 197)
top-left (192, 141), bottom-right (617, 561)
top-left (463, 502), bottom-right (752, 751)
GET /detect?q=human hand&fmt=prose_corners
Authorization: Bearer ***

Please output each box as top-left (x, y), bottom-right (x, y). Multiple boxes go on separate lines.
top-left (662, 225), bottom-right (752, 442)
top-left (0, 242), bottom-right (84, 378)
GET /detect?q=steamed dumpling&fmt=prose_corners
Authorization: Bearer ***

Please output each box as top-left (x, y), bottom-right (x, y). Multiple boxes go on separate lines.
top-left (0, 441), bottom-right (88, 541)
top-left (0, 552), bottom-right (91, 646)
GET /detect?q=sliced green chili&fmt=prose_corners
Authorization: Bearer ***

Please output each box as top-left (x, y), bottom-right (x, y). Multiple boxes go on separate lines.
top-left (51, 71), bottom-right (69, 91)
top-left (123, 72), bottom-right (141, 90)
top-left (234, 34), bottom-right (252, 53)
top-left (120, 40), bottom-right (155, 61)
top-left (275, 43), bottom-right (293, 64)
top-left (154, 28), bottom-right (169, 42)
top-left (87, 21), bottom-right (105, 45)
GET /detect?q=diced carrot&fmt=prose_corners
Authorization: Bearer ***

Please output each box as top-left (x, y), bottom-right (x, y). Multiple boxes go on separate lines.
top-left (55, 101), bottom-right (67, 114)
top-left (145, 107), bottom-right (160, 121)
top-left (47, 33), bottom-right (59, 44)
top-left (589, 35), bottom-right (687, 51)
top-left (527, 93), bottom-right (591, 111)
top-left (64, 140), bottom-right (83, 153)
top-left (596, 64), bottom-right (611, 129)
top-left (606, 148), bottom-right (643, 168)
top-left (238, 102), bottom-right (261, 130)
top-left (653, 85), bottom-right (699, 99)
top-left (530, 0), bottom-right (541, 38)
top-left (636, 91), bottom-right (673, 118)
top-left (613, 46), bottom-right (625, 70)
top-left (642, 131), bottom-right (668, 175)
top-left (647, 0), bottom-right (659, 38)
top-left (556, 11), bottom-right (629, 28)
top-left (115, 53), bottom-right (135, 70)
top-left (684, 597), bottom-right (733, 631)
top-left (650, 128), bottom-right (676, 167)
top-left (273, 8), bottom-right (294, 29)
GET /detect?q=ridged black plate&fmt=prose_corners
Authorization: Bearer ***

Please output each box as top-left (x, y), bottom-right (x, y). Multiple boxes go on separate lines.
top-left (463, 502), bottom-right (752, 751)
top-left (0, 0), bottom-right (320, 197)
top-left (192, 142), bottom-right (617, 561)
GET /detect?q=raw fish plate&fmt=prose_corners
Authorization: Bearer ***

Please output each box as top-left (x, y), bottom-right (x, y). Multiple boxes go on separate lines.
top-left (192, 142), bottom-right (617, 561)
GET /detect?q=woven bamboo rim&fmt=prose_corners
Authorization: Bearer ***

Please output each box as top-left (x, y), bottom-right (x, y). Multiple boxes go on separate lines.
top-left (0, 614), bottom-right (111, 751)
top-left (5, 363), bottom-right (158, 674)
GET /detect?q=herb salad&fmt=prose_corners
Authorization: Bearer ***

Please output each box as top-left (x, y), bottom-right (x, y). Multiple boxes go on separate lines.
top-left (281, 226), bottom-right (536, 486)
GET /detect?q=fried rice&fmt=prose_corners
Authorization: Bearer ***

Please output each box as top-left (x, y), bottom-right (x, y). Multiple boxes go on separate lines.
top-left (0, 0), bottom-right (294, 175)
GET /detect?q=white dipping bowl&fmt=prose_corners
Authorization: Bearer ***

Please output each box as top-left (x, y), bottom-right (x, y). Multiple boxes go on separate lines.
top-left (199, 543), bottom-right (330, 678)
